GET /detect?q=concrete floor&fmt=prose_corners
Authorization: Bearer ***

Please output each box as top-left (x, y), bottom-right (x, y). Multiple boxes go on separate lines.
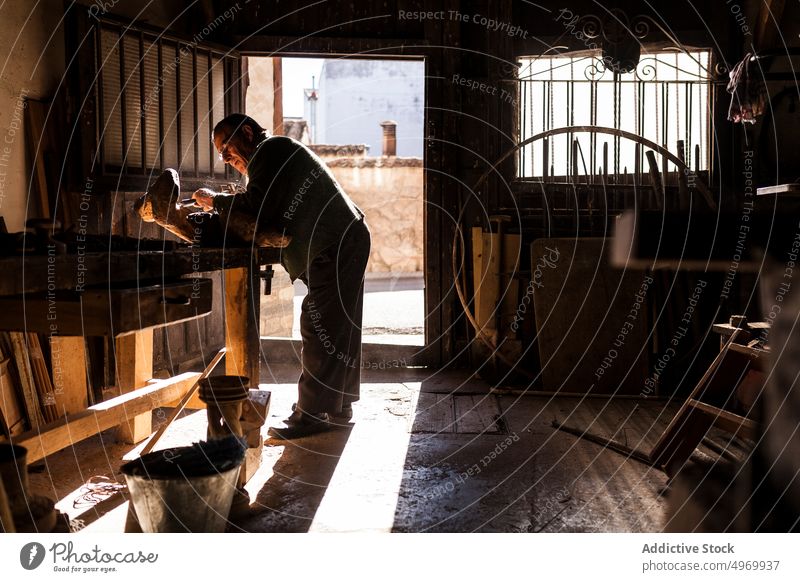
top-left (25, 364), bottom-right (684, 533)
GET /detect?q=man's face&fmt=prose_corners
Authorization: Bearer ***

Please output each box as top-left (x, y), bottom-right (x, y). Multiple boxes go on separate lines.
top-left (214, 125), bottom-right (254, 176)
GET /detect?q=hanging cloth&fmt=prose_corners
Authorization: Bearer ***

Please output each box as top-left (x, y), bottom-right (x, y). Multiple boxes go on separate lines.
top-left (726, 52), bottom-right (767, 124)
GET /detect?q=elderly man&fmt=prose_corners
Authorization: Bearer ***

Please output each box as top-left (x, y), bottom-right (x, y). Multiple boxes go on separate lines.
top-left (193, 113), bottom-right (370, 439)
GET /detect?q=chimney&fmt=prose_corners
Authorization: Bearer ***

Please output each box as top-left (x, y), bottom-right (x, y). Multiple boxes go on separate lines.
top-left (379, 120), bottom-right (397, 157)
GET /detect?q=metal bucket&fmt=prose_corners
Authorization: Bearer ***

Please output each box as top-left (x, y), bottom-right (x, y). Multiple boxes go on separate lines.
top-left (121, 437), bottom-right (246, 533)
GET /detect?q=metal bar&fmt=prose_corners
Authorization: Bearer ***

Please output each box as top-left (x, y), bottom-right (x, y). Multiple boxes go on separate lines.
top-left (542, 137), bottom-right (548, 183)
top-left (646, 150), bottom-right (664, 210)
top-left (677, 139), bottom-right (689, 210)
top-left (551, 420), bottom-right (656, 467)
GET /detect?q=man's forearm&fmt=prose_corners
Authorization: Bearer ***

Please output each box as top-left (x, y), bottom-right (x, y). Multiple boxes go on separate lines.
top-left (211, 192), bottom-right (236, 214)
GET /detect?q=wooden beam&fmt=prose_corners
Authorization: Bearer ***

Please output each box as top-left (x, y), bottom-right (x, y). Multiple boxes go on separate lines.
top-left (754, 0), bottom-right (786, 51)
top-left (645, 150), bottom-right (664, 210)
top-left (8, 333), bottom-right (44, 428)
top-left (115, 330), bottom-right (153, 444)
top-left (49, 336), bottom-right (90, 417)
top-left (224, 266), bottom-right (260, 384)
top-left (0, 478), bottom-right (14, 532)
top-left (234, 35), bottom-right (429, 57)
top-left (650, 330), bottom-right (742, 466)
top-left (688, 399), bottom-right (758, 440)
top-left (272, 57), bottom-right (283, 136)
top-left (6, 372), bottom-right (201, 463)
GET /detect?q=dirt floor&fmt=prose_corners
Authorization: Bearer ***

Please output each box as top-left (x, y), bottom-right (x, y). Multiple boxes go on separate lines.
top-left (25, 363), bottom-right (718, 533)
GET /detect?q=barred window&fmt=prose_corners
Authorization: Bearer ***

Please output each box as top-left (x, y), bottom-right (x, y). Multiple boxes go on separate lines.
top-left (517, 50), bottom-right (714, 180)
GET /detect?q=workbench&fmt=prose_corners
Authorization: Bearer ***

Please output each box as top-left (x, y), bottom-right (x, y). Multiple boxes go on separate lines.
top-left (0, 246), bottom-right (281, 463)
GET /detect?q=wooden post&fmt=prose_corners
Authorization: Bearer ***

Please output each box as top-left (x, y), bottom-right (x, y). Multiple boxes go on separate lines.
top-left (115, 330), bottom-right (154, 444)
top-left (272, 57), bottom-right (283, 136)
top-left (0, 478), bottom-right (14, 533)
top-left (50, 337), bottom-right (89, 417)
top-left (224, 264), bottom-right (261, 384)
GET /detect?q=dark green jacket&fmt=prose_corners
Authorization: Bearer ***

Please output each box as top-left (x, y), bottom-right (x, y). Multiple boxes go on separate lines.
top-left (214, 136), bottom-right (364, 279)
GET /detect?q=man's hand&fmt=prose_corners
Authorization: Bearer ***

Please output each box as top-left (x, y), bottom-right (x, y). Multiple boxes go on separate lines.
top-left (191, 188), bottom-right (217, 212)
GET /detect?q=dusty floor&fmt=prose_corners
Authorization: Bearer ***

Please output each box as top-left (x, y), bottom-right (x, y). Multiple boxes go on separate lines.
top-left (25, 364), bottom-right (694, 533)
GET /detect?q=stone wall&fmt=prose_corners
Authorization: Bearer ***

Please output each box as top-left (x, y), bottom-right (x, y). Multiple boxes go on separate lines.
top-left (244, 57), bottom-right (276, 132)
top-left (327, 157), bottom-right (423, 273)
top-left (260, 267), bottom-right (295, 337)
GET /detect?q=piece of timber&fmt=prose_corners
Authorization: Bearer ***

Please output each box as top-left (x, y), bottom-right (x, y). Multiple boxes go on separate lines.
top-left (139, 348), bottom-right (225, 456)
top-left (115, 330), bottom-right (153, 444)
top-left (9, 332), bottom-right (44, 428)
top-left (757, 183), bottom-right (800, 196)
top-left (650, 329), bottom-right (742, 466)
top-left (0, 279), bottom-right (213, 336)
top-left (612, 210), bottom-right (800, 271)
top-left (224, 266), bottom-right (261, 384)
top-left (687, 398), bottom-right (757, 440)
top-left (3, 372), bottom-right (201, 463)
top-left (0, 247), bottom-right (281, 297)
top-left (49, 337), bottom-right (89, 416)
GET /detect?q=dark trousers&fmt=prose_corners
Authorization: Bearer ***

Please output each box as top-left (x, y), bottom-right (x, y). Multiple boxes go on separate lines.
top-left (297, 220), bottom-right (371, 414)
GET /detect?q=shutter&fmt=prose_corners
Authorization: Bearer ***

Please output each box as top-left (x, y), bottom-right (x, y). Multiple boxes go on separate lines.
top-left (95, 19), bottom-right (241, 180)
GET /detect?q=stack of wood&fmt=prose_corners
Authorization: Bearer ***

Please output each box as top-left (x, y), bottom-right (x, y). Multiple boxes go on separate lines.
top-left (0, 332), bottom-right (61, 438)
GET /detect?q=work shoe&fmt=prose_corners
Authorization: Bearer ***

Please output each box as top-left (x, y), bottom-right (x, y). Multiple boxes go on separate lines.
top-left (287, 403), bottom-right (353, 426)
top-left (329, 405), bottom-right (353, 426)
top-left (268, 411), bottom-right (333, 440)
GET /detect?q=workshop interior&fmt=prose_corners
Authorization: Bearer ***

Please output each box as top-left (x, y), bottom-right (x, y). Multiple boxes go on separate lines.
top-left (0, 0), bottom-right (799, 534)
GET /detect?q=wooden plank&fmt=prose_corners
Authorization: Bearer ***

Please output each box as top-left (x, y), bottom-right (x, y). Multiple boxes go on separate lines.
top-left (676, 140), bottom-right (689, 210)
top-left (532, 238), bottom-right (649, 394)
top-left (0, 358), bottom-right (25, 436)
top-left (224, 266), bottom-right (260, 383)
top-left (688, 399), bottom-right (757, 440)
top-left (472, 230), bottom-right (501, 342)
top-left (471, 226), bottom-right (484, 332)
top-left (645, 150), bottom-right (664, 209)
top-left (5, 372), bottom-right (201, 464)
top-left (712, 322), bottom-right (771, 334)
top-left (412, 393), bottom-right (455, 433)
top-left (754, 0), bottom-right (786, 51)
top-left (757, 183), bottom-right (800, 196)
top-left (659, 406), bottom-right (714, 477)
top-left (24, 100), bottom-right (51, 219)
top-left (26, 334), bottom-right (57, 423)
top-left (139, 348), bottom-right (225, 457)
top-left (500, 233), bottom-right (521, 338)
top-left (272, 57), bottom-right (283, 135)
top-left (0, 248), bottom-right (281, 298)
top-left (49, 336), bottom-right (90, 417)
top-left (650, 330), bottom-right (741, 464)
top-left (225, 267), bottom-right (249, 378)
top-left (453, 394), bottom-right (502, 434)
top-left (0, 478), bottom-right (14, 532)
top-left (115, 329), bottom-right (154, 444)
top-left (8, 333), bottom-right (44, 428)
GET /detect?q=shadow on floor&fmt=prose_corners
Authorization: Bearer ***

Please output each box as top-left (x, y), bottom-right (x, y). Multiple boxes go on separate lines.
top-left (231, 425), bottom-right (354, 532)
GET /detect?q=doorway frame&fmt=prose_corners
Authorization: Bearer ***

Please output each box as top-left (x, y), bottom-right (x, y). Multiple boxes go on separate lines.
top-left (240, 42), bottom-right (446, 367)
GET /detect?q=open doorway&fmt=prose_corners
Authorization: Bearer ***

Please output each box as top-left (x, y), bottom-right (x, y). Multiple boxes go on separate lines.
top-left (247, 56), bottom-right (426, 346)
